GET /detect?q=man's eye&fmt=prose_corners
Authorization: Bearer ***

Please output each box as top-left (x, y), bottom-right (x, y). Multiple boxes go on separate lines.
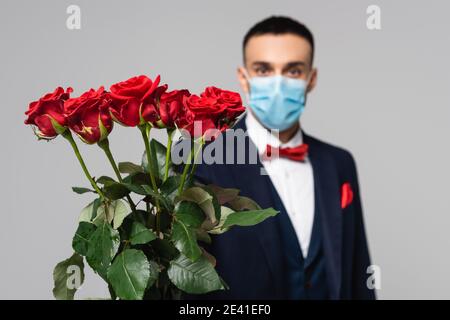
top-left (255, 68), bottom-right (270, 76)
top-left (287, 69), bottom-right (303, 77)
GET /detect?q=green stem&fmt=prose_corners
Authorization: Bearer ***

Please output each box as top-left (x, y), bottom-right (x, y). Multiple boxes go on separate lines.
top-left (139, 124), bottom-right (161, 236)
top-left (163, 129), bottom-right (174, 182)
top-left (62, 130), bottom-right (105, 199)
top-left (139, 125), bottom-right (159, 192)
top-left (97, 138), bottom-right (137, 212)
top-left (178, 144), bottom-right (195, 195)
top-left (189, 137), bottom-right (205, 178)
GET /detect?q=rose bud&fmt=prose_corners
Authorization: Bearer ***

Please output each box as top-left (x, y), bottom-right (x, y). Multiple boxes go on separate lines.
top-left (64, 87), bottom-right (113, 144)
top-left (24, 87), bottom-right (73, 139)
top-left (109, 75), bottom-right (168, 126)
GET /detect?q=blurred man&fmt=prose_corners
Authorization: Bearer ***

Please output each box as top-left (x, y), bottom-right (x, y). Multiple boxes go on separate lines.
top-left (193, 16), bottom-right (375, 300)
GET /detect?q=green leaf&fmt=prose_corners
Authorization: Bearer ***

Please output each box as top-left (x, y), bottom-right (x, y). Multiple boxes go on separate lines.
top-left (141, 145), bottom-right (158, 182)
top-left (141, 139), bottom-right (174, 183)
top-left (171, 220), bottom-right (202, 262)
top-left (175, 201), bottom-right (205, 228)
top-left (52, 253), bottom-right (85, 300)
top-left (96, 176), bottom-right (116, 185)
top-left (140, 186), bottom-right (173, 212)
top-left (160, 176), bottom-right (181, 197)
top-left (122, 171), bottom-right (151, 186)
top-left (92, 203), bottom-right (110, 226)
top-left (207, 185), bottom-right (240, 205)
top-left (78, 198), bottom-right (102, 222)
top-left (103, 181), bottom-right (130, 200)
top-left (92, 200), bottom-right (130, 228)
top-left (123, 182), bottom-right (147, 195)
top-left (152, 139), bottom-right (171, 179)
top-left (123, 181), bottom-right (172, 212)
top-left (208, 206), bottom-right (235, 235)
top-left (72, 222), bottom-right (96, 256)
top-left (107, 249), bottom-right (150, 300)
top-left (112, 200), bottom-right (130, 229)
top-left (221, 208), bottom-right (279, 229)
top-left (178, 187), bottom-right (218, 225)
top-left (108, 284), bottom-right (117, 300)
top-left (228, 196), bottom-right (261, 211)
top-left (118, 161), bottom-right (144, 174)
top-left (130, 221), bottom-right (157, 245)
top-left (86, 222), bottom-right (120, 278)
top-left (141, 150), bottom-right (154, 180)
top-left (152, 238), bottom-right (180, 261)
top-left (167, 253), bottom-right (224, 294)
top-left (204, 186), bottom-right (221, 223)
top-left (71, 187), bottom-right (94, 194)
top-left (141, 185), bottom-right (155, 194)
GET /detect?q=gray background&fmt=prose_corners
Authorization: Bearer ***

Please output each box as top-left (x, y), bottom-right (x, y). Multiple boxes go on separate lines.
top-left (1, 0), bottom-right (449, 299)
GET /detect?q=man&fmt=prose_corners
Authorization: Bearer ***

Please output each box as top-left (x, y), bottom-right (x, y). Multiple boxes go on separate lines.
top-left (193, 16), bottom-right (375, 300)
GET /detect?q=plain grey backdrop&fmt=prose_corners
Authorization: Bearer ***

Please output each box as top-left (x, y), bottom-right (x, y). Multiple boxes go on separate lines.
top-left (1, 0), bottom-right (449, 299)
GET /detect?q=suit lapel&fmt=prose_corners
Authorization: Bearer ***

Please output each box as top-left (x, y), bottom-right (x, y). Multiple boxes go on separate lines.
top-left (304, 133), bottom-right (343, 299)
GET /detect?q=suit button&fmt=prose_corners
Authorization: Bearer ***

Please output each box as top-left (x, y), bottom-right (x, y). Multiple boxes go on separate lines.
top-left (305, 281), bottom-right (312, 289)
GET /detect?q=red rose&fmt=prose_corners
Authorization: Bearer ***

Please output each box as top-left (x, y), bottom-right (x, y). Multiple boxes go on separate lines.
top-left (201, 86), bottom-right (241, 105)
top-left (180, 87), bottom-right (245, 138)
top-left (158, 89), bottom-right (191, 128)
top-left (201, 86), bottom-right (245, 119)
top-left (65, 87), bottom-right (113, 144)
top-left (24, 87), bottom-right (73, 139)
top-left (109, 75), bottom-right (167, 126)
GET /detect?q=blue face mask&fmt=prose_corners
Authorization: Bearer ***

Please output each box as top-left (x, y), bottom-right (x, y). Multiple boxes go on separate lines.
top-left (247, 75), bottom-right (308, 131)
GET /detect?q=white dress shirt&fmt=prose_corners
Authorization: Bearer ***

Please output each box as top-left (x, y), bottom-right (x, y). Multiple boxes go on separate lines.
top-left (245, 112), bottom-right (315, 258)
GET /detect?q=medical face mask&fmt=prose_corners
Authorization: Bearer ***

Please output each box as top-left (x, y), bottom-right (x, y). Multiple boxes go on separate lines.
top-left (246, 73), bottom-right (309, 131)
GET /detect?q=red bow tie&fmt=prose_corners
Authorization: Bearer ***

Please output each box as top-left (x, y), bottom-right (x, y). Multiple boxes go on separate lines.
top-left (264, 144), bottom-right (309, 162)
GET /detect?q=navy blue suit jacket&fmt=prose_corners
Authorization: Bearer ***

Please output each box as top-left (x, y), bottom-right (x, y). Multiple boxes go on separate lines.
top-left (188, 118), bottom-right (375, 300)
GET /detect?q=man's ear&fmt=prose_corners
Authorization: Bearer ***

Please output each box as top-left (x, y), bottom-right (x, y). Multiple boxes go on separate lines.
top-left (307, 67), bottom-right (318, 93)
top-left (237, 67), bottom-right (250, 94)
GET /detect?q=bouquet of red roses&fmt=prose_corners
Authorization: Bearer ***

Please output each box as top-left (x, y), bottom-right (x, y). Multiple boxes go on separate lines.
top-left (24, 74), bottom-right (278, 300)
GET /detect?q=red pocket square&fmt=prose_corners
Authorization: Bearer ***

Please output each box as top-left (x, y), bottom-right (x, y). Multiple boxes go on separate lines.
top-left (340, 182), bottom-right (354, 209)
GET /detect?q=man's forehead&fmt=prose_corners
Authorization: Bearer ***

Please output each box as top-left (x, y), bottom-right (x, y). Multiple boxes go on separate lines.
top-left (244, 33), bottom-right (312, 66)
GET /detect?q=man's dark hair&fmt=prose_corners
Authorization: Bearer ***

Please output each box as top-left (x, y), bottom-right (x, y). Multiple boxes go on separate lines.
top-left (243, 16), bottom-right (315, 65)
